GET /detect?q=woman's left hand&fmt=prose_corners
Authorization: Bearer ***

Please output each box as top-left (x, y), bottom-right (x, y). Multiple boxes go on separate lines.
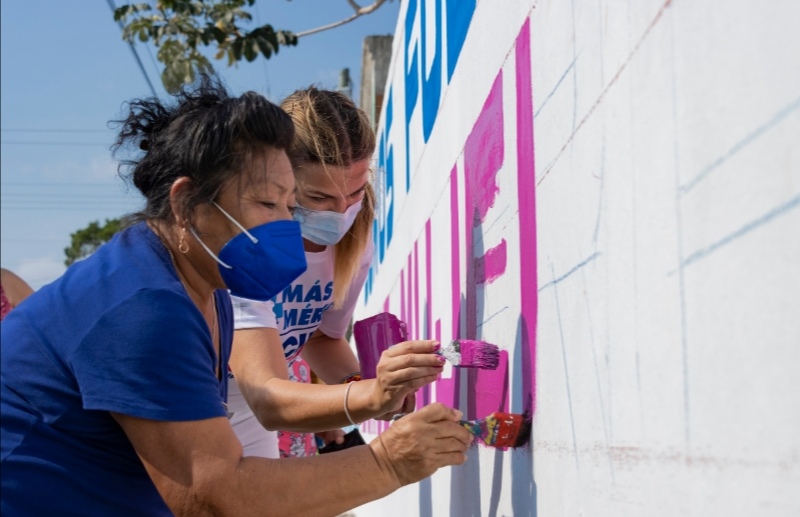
top-left (374, 391), bottom-right (417, 421)
top-left (369, 339), bottom-right (444, 418)
top-left (315, 429), bottom-right (345, 446)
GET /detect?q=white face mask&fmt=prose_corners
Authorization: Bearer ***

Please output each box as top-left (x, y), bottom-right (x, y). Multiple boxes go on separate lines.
top-left (293, 198), bottom-right (363, 246)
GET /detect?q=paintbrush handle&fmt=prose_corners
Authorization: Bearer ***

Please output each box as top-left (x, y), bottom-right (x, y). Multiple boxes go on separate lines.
top-left (460, 418), bottom-right (486, 438)
top-left (435, 340), bottom-right (461, 365)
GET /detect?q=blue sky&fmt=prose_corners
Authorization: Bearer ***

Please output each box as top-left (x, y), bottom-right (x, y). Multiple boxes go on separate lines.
top-left (0, 0), bottom-right (400, 289)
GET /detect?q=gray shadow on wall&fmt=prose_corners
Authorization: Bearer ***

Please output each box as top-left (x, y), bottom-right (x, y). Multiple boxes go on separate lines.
top-left (511, 316), bottom-right (537, 516)
top-left (449, 444), bottom-right (482, 517)
top-left (449, 292), bottom-right (482, 517)
top-left (419, 301), bottom-right (433, 517)
top-left (487, 364), bottom-right (511, 516)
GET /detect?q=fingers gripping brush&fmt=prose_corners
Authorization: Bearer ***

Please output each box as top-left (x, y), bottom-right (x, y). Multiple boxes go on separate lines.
top-left (461, 411), bottom-right (532, 449)
top-left (437, 339), bottom-right (500, 370)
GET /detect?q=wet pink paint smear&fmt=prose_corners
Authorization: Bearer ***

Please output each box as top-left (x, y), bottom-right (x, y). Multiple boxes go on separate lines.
top-left (474, 350), bottom-right (510, 417)
top-left (464, 72), bottom-right (505, 340)
top-left (516, 18), bottom-right (537, 414)
top-left (383, 296), bottom-right (390, 314)
top-left (475, 238), bottom-right (507, 285)
top-left (464, 75), bottom-right (505, 225)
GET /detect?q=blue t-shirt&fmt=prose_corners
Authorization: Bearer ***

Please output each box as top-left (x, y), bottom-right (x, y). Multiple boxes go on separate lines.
top-left (0, 222), bottom-right (233, 516)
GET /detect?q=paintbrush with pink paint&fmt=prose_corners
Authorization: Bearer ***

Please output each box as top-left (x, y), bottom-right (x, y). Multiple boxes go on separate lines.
top-left (460, 411), bottom-right (532, 449)
top-left (437, 339), bottom-right (500, 370)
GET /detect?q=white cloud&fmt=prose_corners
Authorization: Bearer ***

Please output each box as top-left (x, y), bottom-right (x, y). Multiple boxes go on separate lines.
top-left (15, 256), bottom-right (67, 291)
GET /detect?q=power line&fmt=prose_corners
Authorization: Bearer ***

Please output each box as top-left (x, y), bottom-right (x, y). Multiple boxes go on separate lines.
top-left (253, 0), bottom-right (272, 99)
top-left (1, 129), bottom-right (109, 133)
top-left (1, 206), bottom-right (134, 212)
top-left (2, 195), bottom-right (140, 204)
top-left (1, 238), bottom-right (70, 243)
top-left (2, 182), bottom-right (123, 187)
top-left (3, 199), bottom-right (135, 205)
top-left (106, 0), bottom-right (159, 98)
top-left (142, 0), bottom-right (162, 74)
top-left (2, 188), bottom-right (134, 194)
top-left (1, 141), bottom-right (109, 147)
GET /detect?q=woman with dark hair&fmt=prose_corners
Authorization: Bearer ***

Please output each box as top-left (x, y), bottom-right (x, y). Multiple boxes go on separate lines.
top-left (0, 77), bottom-right (470, 516)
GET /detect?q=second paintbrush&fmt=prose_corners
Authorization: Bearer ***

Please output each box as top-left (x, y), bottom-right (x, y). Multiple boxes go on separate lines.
top-left (436, 339), bottom-right (500, 370)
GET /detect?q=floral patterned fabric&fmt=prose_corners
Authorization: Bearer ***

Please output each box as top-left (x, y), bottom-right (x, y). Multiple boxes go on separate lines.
top-left (277, 356), bottom-right (317, 457)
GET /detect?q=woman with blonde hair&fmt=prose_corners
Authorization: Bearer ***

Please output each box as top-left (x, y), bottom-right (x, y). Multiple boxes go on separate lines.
top-left (228, 87), bottom-right (444, 458)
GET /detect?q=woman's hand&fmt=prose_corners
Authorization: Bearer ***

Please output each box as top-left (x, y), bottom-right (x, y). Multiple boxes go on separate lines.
top-left (374, 392), bottom-right (416, 421)
top-left (315, 429), bottom-right (345, 447)
top-left (370, 340), bottom-right (444, 417)
top-left (369, 403), bottom-right (471, 487)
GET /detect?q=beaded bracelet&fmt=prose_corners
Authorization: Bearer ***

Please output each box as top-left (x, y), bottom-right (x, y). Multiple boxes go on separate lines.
top-left (339, 372), bottom-right (362, 384)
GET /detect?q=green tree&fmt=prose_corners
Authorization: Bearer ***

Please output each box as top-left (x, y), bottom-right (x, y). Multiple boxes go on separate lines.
top-left (64, 218), bottom-right (123, 266)
top-left (114, 0), bottom-right (391, 93)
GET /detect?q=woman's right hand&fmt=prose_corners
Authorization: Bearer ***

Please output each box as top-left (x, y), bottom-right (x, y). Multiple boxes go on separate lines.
top-left (368, 403), bottom-right (471, 487)
top-left (370, 340), bottom-right (445, 417)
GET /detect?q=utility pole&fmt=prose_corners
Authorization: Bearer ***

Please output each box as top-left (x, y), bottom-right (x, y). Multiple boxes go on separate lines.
top-left (338, 68), bottom-right (353, 99)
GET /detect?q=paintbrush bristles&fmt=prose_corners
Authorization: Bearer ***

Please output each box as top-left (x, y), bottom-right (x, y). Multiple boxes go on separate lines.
top-left (438, 339), bottom-right (500, 369)
top-left (495, 411), bottom-right (531, 448)
top-left (458, 339), bottom-right (500, 369)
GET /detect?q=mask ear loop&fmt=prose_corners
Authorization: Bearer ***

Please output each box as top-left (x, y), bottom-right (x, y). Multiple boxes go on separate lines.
top-left (189, 227), bottom-right (233, 270)
top-left (213, 202), bottom-right (258, 243)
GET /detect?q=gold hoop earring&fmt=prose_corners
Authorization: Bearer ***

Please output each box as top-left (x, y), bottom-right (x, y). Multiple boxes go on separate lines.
top-left (178, 228), bottom-right (189, 254)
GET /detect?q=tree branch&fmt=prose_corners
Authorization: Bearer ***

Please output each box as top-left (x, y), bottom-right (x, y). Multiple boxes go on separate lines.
top-left (295, 0), bottom-right (387, 38)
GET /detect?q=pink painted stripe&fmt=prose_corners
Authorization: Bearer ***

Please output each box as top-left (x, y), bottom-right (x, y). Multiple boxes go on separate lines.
top-left (475, 351), bottom-right (510, 417)
top-left (425, 219), bottom-right (432, 339)
top-left (450, 165), bottom-right (461, 340)
top-left (406, 252), bottom-right (413, 339)
top-left (436, 165), bottom-right (461, 408)
top-left (400, 269), bottom-right (406, 326)
top-left (475, 238), bottom-right (507, 285)
top-left (413, 240), bottom-right (420, 340)
top-left (464, 71), bottom-right (505, 339)
top-left (516, 18), bottom-right (537, 414)
top-left (462, 71), bottom-right (505, 419)
top-left (464, 76), bottom-right (506, 226)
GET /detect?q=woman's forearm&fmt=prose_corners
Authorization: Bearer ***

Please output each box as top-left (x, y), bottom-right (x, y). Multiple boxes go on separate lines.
top-left (227, 445), bottom-right (398, 517)
top-left (301, 332), bottom-right (361, 384)
top-left (248, 377), bottom-right (382, 432)
top-left (173, 405), bottom-right (467, 517)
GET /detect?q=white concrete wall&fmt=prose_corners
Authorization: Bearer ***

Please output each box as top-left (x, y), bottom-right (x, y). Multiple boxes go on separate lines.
top-left (352, 1), bottom-right (800, 515)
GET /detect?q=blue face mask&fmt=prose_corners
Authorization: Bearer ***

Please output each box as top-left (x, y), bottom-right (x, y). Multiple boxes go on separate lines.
top-left (293, 198), bottom-right (362, 246)
top-left (190, 203), bottom-right (307, 301)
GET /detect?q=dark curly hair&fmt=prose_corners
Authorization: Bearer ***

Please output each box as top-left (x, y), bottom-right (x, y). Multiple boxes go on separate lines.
top-left (113, 75), bottom-right (294, 225)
